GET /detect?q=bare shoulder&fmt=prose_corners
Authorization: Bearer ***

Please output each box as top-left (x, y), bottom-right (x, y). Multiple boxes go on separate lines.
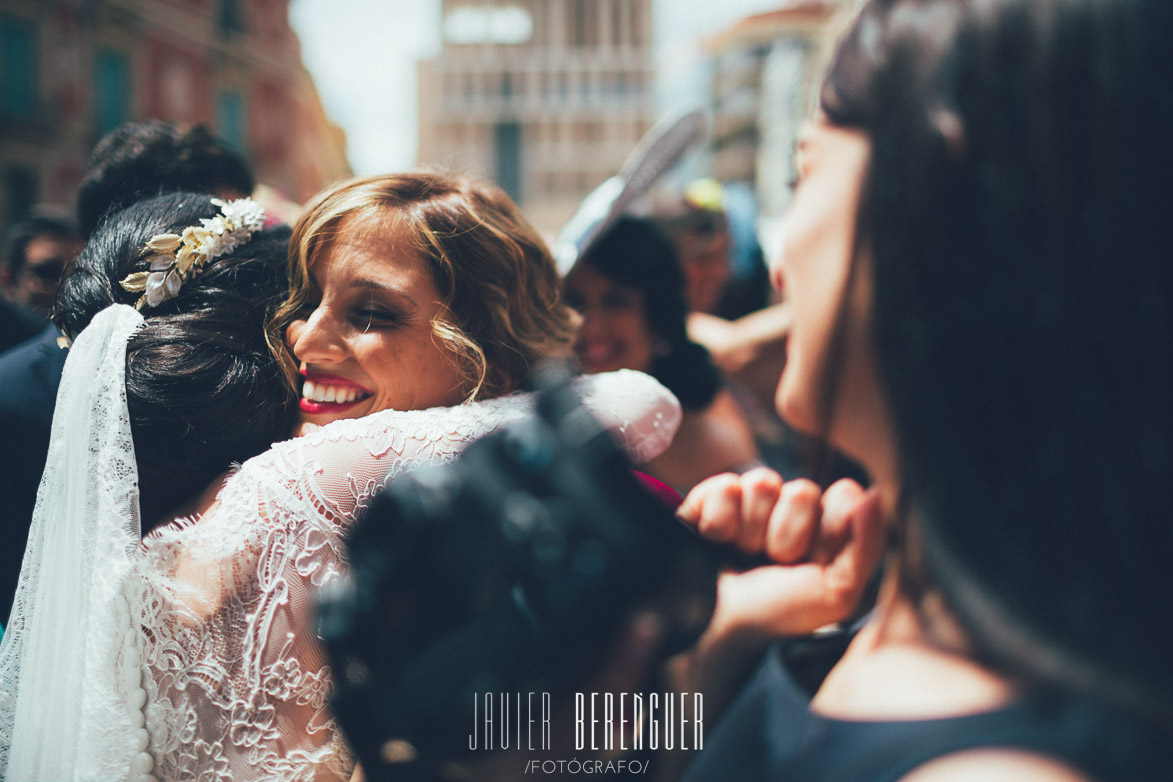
top-left (900, 749), bottom-right (1093, 782)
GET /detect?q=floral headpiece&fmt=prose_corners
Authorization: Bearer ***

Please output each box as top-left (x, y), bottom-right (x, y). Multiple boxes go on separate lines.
top-left (119, 197), bottom-right (266, 310)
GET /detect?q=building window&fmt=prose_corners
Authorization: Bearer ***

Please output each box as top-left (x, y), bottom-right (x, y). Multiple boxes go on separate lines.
top-left (0, 15), bottom-right (37, 120)
top-left (216, 89), bottom-right (247, 153)
top-left (444, 6), bottom-right (533, 45)
top-left (493, 122), bottom-right (522, 204)
top-left (218, 0), bottom-right (245, 36)
top-left (574, 0), bottom-right (588, 47)
top-left (3, 167), bottom-right (37, 226)
top-left (94, 48), bottom-right (130, 135)
top-left (161, 57), bottom-right (196, 120)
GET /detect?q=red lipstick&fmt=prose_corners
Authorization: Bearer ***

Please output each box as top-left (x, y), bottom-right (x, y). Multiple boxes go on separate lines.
top-left (298, 369), bottom-right (372, 415)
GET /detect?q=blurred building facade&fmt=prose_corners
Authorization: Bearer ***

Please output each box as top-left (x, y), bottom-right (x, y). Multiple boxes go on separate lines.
top-left (417, 0), bottom-right (657, 237)
top-left (0, 0), bottom-right (350, 239)
top-left (702, 1), bottom-right (843, 229)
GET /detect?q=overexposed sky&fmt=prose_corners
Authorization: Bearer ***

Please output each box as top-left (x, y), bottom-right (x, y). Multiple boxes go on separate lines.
top-left (289, 0), bottom-right (783, 175)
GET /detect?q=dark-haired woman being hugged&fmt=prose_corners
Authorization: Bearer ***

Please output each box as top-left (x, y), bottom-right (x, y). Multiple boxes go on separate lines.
top-left (564, 216), bottom-right (760, 495)
top-left (0, 178), bottom-right (679, 781)
top-left (678, 0), bottom-right (1173, 779)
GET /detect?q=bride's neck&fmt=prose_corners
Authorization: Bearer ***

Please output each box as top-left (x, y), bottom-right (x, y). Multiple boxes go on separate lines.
top-left (810, 562), bottom-right (1017, 720)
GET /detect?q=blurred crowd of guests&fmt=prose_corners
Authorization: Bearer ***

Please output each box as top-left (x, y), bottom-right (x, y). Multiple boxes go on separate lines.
top-left (0, 119), bottom-right (834, 628)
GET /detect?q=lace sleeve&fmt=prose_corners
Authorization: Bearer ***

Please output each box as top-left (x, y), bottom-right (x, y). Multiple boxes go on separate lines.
top-left (260, 368), bottom-right (680, 526)
top-left (133, 370), bottom-right (678, 781)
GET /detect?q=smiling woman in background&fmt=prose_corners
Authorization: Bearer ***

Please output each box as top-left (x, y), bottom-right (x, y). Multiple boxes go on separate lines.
top-left (564, 215), bottom-right (760, 494)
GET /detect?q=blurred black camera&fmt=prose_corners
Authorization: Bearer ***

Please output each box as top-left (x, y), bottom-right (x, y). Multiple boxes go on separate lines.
top-left (318, 365), bottom-right (721, 780)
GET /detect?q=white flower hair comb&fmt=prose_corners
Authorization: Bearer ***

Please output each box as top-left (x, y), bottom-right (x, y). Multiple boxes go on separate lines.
top-left (119, 196), bottom-right (266, 310)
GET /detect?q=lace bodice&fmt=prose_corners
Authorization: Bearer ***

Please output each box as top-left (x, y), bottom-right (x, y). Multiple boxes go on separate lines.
top-left (127, 370), bottom-right (679, 781)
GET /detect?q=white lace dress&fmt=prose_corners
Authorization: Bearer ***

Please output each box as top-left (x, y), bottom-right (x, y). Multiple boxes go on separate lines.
top-left (123, 371), bottom-right (679, 781)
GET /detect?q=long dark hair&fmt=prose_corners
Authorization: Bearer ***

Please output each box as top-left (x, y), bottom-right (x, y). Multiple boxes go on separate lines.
top-left (823, 0), bottom-right (1173, 727)
top-left (55, 192), bottom-right (295, 532)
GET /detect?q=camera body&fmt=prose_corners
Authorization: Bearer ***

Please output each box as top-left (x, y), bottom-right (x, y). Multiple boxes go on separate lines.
top-left (318, 367), bottom-right (720, 779)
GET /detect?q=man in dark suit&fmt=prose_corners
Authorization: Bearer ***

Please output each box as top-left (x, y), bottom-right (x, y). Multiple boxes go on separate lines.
top-left (0, 212), bottom-right (82, 352)
top-left (0, 324), bottom-right (69, 621)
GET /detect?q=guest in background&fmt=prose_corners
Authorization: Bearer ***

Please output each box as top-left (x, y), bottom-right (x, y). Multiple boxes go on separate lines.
top-left (0, 211), bottom-right (84, 625)
top-left (564, 215), bottom-right (759, 494)
top-left (76, 120), bottom-right (255, 237)
top-left (0, 211), bottom-right (82, 346)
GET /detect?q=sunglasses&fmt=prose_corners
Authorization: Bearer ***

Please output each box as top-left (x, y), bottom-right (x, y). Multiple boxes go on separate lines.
top-left (25, 258), bottom-right (67, 284)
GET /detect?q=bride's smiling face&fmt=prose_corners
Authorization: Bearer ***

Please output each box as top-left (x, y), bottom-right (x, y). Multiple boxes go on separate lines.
top-left (284, 214), bottom-right (467, 427)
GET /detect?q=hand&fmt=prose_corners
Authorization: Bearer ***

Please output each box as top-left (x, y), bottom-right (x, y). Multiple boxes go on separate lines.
top-left (668, 469), bottom-right (884, 717)
top-left (677, 467), bottom-right (885, 642)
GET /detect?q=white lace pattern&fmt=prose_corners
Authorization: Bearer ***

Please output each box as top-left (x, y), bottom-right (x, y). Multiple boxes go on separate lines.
top-left (0, 305), bottom-right (150, 782)
top-left (128, 370), bottom-right (679, 780)
top-left (0, 305), bottom-right (678, 782)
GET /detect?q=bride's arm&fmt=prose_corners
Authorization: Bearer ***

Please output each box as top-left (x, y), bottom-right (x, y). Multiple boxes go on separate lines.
top-left (145, 369), bottom-right (679, 775)
top-left (245, 368), bottom-right (681, 528)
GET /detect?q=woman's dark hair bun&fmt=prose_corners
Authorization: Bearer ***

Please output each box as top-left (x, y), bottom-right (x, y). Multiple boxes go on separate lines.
top-left (54, 192), bottom-right (295, 531)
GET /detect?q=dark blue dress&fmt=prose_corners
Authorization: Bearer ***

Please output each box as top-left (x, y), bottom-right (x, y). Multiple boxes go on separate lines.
top-left (683, 645), bottom-right (1169, 782)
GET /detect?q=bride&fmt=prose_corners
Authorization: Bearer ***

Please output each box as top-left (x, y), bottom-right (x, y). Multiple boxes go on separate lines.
top-left (0, 176), bottom-right (680, 781)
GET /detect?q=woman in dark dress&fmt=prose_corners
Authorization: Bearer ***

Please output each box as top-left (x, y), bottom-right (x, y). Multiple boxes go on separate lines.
top-left (677, 0), bottom-right (1173, 778)
top-left (564, 216), bottom-right (761, 494)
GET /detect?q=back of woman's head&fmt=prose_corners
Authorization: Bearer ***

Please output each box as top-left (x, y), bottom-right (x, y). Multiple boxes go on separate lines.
top-left (77, 121), bottom-right (255, 238)
top-left (578, 216), bottom-right (721, 408)
top-left (274, 172), bottom-right (575, 400)
top-left (825, 0), bottom-right (1173, 725)
top-left (55, 191), bottom-right (295, 532)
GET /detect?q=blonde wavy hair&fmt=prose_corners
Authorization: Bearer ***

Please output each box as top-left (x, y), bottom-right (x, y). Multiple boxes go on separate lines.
top-left (268, 172), bottom-right (576, 401)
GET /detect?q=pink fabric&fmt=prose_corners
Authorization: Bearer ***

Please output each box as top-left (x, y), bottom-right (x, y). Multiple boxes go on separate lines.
top-left (634, 470), bottom-right (683, 511)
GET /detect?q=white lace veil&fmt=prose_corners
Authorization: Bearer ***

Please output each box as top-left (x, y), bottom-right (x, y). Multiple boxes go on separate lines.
top-left (0, 304), bottom-right (149, 781)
